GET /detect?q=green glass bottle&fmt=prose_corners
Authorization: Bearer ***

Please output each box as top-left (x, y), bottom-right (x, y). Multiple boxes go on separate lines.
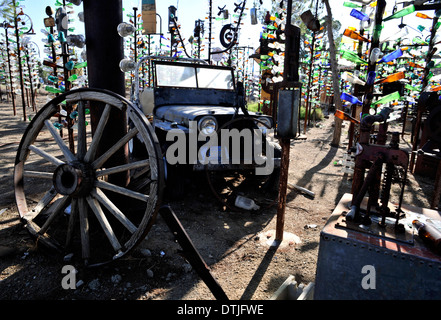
top-left (383, 5), bottom-right (415, 21)
top-left (343, 1), bottom-right (361, 8)
top-left (340, 50), bottom-right (368, 65)
top-left (45, 86), bottom-right (64, 94)
top-left (370, 91), bottom-right (401, 107)
top-left (405, 84), bottom-right (421, 92)
top-left (67, 74), bottom-right (78, 82)
top-left (74, 61), bottom-right (87, 69)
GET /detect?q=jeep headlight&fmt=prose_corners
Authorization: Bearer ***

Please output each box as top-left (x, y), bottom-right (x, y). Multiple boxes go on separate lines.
top-left (198, 116), bottom-right (217, 135)
top-left (256, 117), bottom-right (272, 134)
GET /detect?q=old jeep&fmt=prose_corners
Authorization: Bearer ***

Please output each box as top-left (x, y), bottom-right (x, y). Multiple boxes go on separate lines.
top-left (132, 57), bottom-right (281, 204)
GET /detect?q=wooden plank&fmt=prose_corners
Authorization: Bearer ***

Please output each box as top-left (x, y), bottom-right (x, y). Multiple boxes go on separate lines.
top-left (86, 195), bottom-right (122, 252)
top-left (269, 275), bottom-right (297, 300)
top-left (287, 183), bottom-right (315, 198)
top-left (297, 282), bottom-right (314, 300)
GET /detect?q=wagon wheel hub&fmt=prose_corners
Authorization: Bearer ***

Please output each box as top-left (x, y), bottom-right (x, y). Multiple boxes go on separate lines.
top-left (53, 161), bottom-right (95, 197)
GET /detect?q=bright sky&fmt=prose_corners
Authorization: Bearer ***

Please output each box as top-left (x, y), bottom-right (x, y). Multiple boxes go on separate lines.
top-left (12, 0), bottom-right (439, 60)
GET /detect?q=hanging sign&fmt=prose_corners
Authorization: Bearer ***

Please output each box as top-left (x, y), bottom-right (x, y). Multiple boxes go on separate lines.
top-left (142, 0), bottom-right (156, 34)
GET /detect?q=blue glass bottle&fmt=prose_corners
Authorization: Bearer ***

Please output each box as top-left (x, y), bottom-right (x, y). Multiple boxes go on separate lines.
top-left (366, 71), bottom-right (376, 85)
top-left (350, 9), bottom-right (370, 22)
top-left (341, 92), bottom-right (363, 105)
top-left (378, 49), bottom-right (403, 63)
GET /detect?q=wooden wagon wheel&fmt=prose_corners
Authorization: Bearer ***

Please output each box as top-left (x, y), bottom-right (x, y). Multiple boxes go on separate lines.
top-left (14, 88), bottom-right (164, 267)
top-left (17, 13), bottom-right (33, 35)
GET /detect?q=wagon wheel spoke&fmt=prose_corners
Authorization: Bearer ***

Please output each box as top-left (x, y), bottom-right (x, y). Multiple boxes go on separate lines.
top-left (92, 188), bottom-right (137, 234)
top-left (28, 145), bottom-right (65, 166)
top-left (96, 159), bottom-right (150, 178)
top-left (44, 119), bottom-right (76, 163)
top-left (77, 101), bottom-right (87, 160)
top-left (25, 186), bottom-right (58, 220)
top-left (84, 104), bottom-right (111, 163)
top-left (86, 195), bottom-right (122, 254)
top-left (95, 180), bottom-right (149, 202)
top-left (92, 127), bottom-right (139, 170)
top-left (23, 171), bottom-right (53, 179)
top-left (38, 196), bottom-right (70, 235)
top-left (14, 88), bottom-right (164, 266)
top-left (65, 198), bottom-right (78, 249)
top-left (131, 162), bottom-right (151, 180)
top-left (78, 196), bottom-right (90, 262)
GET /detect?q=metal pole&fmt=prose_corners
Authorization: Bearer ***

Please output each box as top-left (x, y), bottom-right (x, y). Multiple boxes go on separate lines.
top-left (133, 7), bottom-right (138, 63)
top-left (304, 31), bottom-right (315, 134)
top-left (12, 0), bottom-right (27, 121)
top-left (208, 0), bottom-right (212, 63)
top-left (4, 24), bottom-right (16, 115)
top-left (156, 13), bottom-right (162, 51)
top-left (25, 47), bottom-right (36, 111)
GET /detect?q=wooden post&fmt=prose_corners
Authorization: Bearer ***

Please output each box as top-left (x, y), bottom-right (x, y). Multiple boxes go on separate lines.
top-left (83, 0), bottom-right (128, 186)
top-left (275, 0), bottom-right (300, 242)
top-left (275, 137), bottom-right (290, 241)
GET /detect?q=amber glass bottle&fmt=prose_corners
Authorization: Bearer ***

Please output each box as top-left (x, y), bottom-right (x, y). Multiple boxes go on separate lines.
top-left (375, 71), bottom-right (405, 84)
top-left (413, 220), bottom-right (441, 255)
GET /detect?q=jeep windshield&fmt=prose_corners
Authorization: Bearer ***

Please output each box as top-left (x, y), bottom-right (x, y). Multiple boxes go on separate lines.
top-left (154, 62), bottom-right (235, 90)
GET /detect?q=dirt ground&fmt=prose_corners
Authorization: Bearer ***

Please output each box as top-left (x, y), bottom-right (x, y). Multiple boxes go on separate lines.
top-left (0, 92), bottom-right (435, 301)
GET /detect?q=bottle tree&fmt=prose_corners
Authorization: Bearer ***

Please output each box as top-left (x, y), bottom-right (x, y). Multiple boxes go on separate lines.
top-left (0, 0), bottom-right (34, 120)
top-left (0, 19), bottom-right (17, 115)
top-left (42, 0), bottom-right (87, 134)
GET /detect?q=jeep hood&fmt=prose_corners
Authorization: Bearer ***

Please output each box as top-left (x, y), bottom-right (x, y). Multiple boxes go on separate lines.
top-left (154, 105), bottom-right (238, 125)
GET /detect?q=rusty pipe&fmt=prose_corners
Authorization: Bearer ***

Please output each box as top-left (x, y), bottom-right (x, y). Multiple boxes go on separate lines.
top-left (359, 107), bottom-right (392, 144)
top-left (346, 153), bottom-right (385, 222)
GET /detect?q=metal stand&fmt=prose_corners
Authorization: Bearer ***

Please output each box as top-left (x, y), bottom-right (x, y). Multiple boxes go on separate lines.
top-left (158, 205), bottom-right (229, 300)
top-left (315, 193), bottom-right (441, 300)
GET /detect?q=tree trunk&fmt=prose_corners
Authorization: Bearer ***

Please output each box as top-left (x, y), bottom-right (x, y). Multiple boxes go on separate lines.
top-left (323, 0), bottom-right (343, 147)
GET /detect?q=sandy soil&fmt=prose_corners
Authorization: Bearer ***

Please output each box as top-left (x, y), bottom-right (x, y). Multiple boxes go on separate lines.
top-left (0, 92), bottom-right (435, 301)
